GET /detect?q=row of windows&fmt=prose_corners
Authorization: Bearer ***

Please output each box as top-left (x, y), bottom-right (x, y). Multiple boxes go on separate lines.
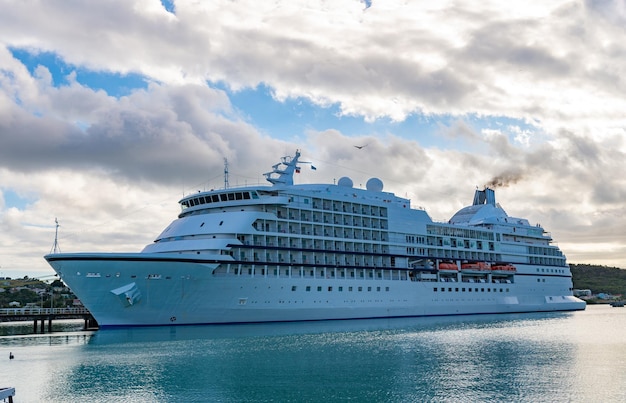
top-left (310, 199), bottom-right (388, 217)
top-left (435, 287), bottom-right (510, 293)
top-left (295, 285), bottom-right (391, 292)
top-left (181, 191), bottom-right (257, 209)
top-left (426, 225), bottom-right (494, 241)
top-left (537, 268), bottom-right (565, 273)
top-left (405, 235), bottom-right (426, 244)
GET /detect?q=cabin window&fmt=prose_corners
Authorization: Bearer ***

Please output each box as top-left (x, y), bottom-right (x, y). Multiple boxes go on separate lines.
top-left (228, 193), bottom-right (235, 200)
top-left (244, 192), bottom-right (251, 199)
top-left (292, 286), bottom-right (297, 291)
top-left (212, 195), bottom-right (219, 202)
top-left (358, 287), bottom-right (363, 292)
top-left (306, 286), bottom-right (311, 292)
top-left (317, 286), bottom-right (322, 292)
top-left (220, 194), bottom-right (227, 201)
top-left (235, 193), bottom-right (243, 200)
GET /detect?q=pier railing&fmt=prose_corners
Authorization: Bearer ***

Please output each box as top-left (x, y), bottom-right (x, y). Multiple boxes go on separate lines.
top-left (0, 307), bottom-right (91, 316)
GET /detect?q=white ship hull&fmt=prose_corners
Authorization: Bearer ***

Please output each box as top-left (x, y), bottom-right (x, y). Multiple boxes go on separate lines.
top-left (46, 253), bottom-right (584, 327)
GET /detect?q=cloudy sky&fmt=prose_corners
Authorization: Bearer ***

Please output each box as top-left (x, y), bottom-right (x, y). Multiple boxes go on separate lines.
top-left (1, 0), bottom-right (625, 279)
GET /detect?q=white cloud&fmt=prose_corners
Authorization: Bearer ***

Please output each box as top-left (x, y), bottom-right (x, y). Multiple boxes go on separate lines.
top-left (0, 1), bottom-right (625, 276)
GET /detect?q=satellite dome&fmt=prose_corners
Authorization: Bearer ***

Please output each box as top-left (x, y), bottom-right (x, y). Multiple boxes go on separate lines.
top-left (366, 177), bottom-right (383, 192)
top-left (337, 177), bottom-right (353, 188)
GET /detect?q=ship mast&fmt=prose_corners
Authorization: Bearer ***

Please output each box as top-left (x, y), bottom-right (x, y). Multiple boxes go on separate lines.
top-left (224, 158), bottom-right (230, 189)
top-left (263, 150), bottom-right (302, 186)
top-left (50, 218), bottom-right (61, 254)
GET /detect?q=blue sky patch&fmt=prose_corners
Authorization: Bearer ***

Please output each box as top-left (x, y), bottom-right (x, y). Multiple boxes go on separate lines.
top-left (10, 46), bottom-right (537, 150)
top-left (10, 48), bottom-right (148, 97)
top-left (161, 0), bottom-right (175, 14)
top-left (2, 189), bottom-right (34, 210)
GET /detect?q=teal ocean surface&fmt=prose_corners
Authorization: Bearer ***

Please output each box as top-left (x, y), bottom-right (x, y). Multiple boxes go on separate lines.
top-left (1, 305), bottom-right (625, 402)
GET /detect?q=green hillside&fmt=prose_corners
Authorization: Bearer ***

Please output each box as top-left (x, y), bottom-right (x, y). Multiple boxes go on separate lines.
top-left (570, 264), bottom-right (626, 296)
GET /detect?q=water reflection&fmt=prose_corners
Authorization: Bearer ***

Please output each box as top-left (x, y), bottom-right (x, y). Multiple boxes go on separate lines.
top-left (88, 311), bottom-right (572, 345)
top-left (60, 312), bottom-right (580, 402)
top-left (3, 308), bottom-right (623, 403)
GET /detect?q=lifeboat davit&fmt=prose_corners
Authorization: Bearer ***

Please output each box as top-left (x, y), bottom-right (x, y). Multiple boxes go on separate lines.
top-left (491, 264), bottom-right (516, 272)
top-left (460, 262), bottom-right (490, 272)
top-left (438, 262), bottom-right (458, 271)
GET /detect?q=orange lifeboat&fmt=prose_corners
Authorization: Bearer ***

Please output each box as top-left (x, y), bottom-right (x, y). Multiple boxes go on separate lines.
top-left (491, 264), bottom-right (516, 272)
top-left (438, 262), bottom-right (458, 271)
top-left (461, 262), bottom-right (490, 271)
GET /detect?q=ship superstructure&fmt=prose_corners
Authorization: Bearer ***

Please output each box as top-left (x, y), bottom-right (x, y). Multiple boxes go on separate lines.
top-left (45, 150), bottom-right (585, 327)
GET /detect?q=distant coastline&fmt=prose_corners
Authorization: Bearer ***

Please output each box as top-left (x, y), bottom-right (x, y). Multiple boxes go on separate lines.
top-left (570, 264), bottom-right (626, 302)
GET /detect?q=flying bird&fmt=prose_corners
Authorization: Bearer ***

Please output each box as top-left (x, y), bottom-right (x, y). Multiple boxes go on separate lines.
top-left (354, 144), bottom-right (369, 150)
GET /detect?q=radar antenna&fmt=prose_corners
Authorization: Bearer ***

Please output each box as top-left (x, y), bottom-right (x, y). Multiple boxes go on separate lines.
top-left (50, 218), bottom-right (61, 254)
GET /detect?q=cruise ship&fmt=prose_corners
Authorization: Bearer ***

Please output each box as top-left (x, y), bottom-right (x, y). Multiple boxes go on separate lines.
top-left (44, 150), bottom-right (585, 327)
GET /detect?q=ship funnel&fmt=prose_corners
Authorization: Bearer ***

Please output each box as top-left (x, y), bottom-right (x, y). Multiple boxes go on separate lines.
top-left (472, 188), bottom-right (496, 206)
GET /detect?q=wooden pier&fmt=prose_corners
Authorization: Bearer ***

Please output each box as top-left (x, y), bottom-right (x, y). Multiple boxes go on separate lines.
top-left (0, 307), bottom-right (98, 332)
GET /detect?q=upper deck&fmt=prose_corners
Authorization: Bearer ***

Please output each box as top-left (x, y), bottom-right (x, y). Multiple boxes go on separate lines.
top-left (159, 150), bottom-right (565, 267)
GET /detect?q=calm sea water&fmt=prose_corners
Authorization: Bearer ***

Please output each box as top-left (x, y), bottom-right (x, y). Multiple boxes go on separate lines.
top-left (1, 305), bottom-right (625, 402)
